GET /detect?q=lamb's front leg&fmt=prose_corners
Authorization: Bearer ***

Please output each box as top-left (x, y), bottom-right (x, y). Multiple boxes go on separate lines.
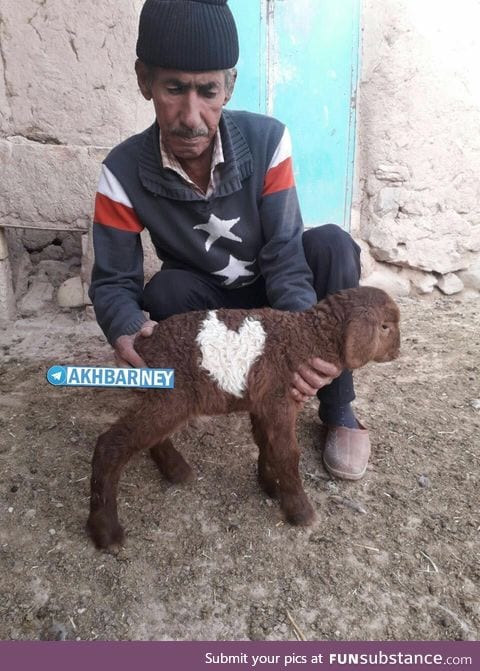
top-left (251, 406), bottom-right (316, 526)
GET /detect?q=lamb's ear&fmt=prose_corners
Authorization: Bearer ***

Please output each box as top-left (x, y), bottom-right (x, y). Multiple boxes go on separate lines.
top-left (343, 309), bottom-right (380, 369)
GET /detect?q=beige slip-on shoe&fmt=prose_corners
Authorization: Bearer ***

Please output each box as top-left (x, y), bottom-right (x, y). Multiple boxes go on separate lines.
top-left (322, 422), bottom-right (371, 481)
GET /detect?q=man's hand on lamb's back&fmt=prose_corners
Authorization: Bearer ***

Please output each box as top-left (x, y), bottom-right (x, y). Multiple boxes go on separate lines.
top-left (291, 358), bottom-right (341, 403)
top-left (114, 320), bottom-right (158, 368)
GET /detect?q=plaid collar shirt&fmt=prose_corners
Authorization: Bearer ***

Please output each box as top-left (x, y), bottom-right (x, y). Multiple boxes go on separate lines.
top-left (159, 128), bottom-right (225, 199)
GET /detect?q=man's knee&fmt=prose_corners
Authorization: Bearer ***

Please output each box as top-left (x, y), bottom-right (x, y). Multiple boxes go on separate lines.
top-left (142, 270), bottom-right (206, 320)
top-left (304, 223), bottom-right (360, 256)
top-left (303, 224), bottom-right (361, 293)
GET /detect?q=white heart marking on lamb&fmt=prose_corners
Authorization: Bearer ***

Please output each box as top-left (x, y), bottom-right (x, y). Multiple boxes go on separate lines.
top-left (195, 311), bottom-right (266, 398)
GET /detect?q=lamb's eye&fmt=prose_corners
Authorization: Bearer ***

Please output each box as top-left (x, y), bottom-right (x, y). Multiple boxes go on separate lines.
top-left (381, 324), bottom-right (390, 331)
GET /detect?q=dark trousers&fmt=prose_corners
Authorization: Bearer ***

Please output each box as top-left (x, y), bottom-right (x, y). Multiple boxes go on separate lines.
top-left (143, 224), bottom-right (361, 407)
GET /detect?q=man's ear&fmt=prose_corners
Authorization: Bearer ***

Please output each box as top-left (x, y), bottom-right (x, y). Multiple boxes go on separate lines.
top-left (135, 59), bottom-right (152, 101)
top-left (224, 68), bottom-right (237, 105)
top-left (343, 309), bottom-right (380, 370)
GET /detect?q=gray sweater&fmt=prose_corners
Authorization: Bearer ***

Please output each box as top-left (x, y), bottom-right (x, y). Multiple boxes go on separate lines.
top-left (89, 110), bottom-right (317, 344)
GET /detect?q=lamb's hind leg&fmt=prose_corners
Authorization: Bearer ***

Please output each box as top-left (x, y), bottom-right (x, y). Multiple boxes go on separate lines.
top-left (251, 407), bottom-right (316, 526)
top-left (87, 395), bottom-right (190, 550)
top-left (149, 439), bottom-right (195, 484)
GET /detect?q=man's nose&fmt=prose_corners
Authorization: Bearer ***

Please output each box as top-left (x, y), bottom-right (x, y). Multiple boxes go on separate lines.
top-left (179, 91), bottom-right (203, 130)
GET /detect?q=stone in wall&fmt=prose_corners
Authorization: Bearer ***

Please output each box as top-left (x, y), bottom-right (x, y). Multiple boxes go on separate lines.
top-left (19, 229), bottom-right (59, 252)
top-left (4, 227), bottom-right (82, 316)
top-left (18, 272), bottom-right (55, 317)
top-left (437, 273), bottom-right (464, 296)
top-left (459, 259), bottom-right (480, 291)
top-left (371, 185), bottom-right (428, 219)
top-left (355, 237), bottom-right (378, 279)
top-left (61, 233), bottom-right (82, 259)
top-left (37, 260), bottom-right (73, 287)
top-left (364, 208), bottom-right (480, 275)
top-left (31, 245), bottom-right (64, 263)
top-left (372, 187), bottom-right (406, 218)
top-left (361, 263), bottom-right (411, 297)
top-left (374, 164), bottom-right (410, 183)
top-left (399, 268), bottom-right (437, 294)
top-left (57, 277), bottom-right (84, 308)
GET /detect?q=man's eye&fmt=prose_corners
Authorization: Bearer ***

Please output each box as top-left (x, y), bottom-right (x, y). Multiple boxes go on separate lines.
top-left (201, 89), bottom-right (218, 98)
top-left (167, 87), bottom-right (182, 94)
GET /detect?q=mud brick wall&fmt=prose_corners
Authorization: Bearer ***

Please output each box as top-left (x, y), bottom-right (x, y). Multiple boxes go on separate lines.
top-left (1, 0), bottom-right (480, 320)
top-left (356, 0), bottom-right (480, 297)
top-left (0, 0), bottom-right (158, 318)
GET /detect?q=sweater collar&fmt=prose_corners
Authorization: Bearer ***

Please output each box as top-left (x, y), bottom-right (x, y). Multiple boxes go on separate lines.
top-left (159, 127), bottom-right (224, 198)
top-left (138, 111), bottom-right (253, 201)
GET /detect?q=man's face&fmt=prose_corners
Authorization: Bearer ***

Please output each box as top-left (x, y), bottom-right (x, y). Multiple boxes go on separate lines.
top-left (137, 65), bottom-right (232, 161)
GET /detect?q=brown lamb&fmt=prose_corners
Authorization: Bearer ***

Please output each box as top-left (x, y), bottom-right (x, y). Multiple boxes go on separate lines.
top-left (87, 286), bottom-right (400, 550)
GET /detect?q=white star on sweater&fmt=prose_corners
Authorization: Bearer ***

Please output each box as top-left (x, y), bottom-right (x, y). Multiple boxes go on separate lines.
top-left (194, 214), bottom-right (242, 252)
top-left (213, 255), bottom-right (256, 286)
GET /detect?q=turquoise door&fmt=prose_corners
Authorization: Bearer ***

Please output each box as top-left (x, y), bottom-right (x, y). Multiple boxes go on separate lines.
top-left (228, 0), bottom-right (360, 230)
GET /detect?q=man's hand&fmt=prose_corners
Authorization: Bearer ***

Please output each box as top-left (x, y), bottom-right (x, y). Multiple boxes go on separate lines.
top-left (113, 320), bottom-right (158, 368)
top-left (290, 357), bottom-right (341, 403)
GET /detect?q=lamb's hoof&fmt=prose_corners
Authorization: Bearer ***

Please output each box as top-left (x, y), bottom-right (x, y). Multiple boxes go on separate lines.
top-left (258, 475), bottom-right (279, 499)
top-left (150, 445), bottom-right (195, 484)
top-left (282, 498), bottom-right (316, 526)
top-left (165, 461), bottom-right (195, 485)
top-left (86, 515), bottom-right (125, 551)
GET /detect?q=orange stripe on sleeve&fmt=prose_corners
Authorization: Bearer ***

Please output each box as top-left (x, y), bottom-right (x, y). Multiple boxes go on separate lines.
top-left (262, 157), bottom-right (295, 197)
top-left (94, 192), bottom-right (144, 233)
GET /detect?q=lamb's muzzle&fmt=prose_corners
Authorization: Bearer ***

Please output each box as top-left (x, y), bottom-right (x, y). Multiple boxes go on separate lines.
top-left (87, 286), bottom-right (400, 550)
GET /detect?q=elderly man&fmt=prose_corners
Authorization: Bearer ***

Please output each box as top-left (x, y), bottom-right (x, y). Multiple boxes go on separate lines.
top-left (89, 0), bottom-right (369, 480)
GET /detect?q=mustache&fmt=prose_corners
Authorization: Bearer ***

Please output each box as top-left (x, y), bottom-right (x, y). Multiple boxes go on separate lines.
top-left (169, 126), bottom-right (209, 139)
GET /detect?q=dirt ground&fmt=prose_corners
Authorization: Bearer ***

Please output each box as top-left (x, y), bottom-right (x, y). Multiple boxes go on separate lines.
top-left (0, 295), bottom-right (479, 641)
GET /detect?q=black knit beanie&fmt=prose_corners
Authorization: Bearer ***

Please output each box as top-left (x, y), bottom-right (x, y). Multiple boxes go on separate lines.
top-left (136, 0), bottom-right (239, 71)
